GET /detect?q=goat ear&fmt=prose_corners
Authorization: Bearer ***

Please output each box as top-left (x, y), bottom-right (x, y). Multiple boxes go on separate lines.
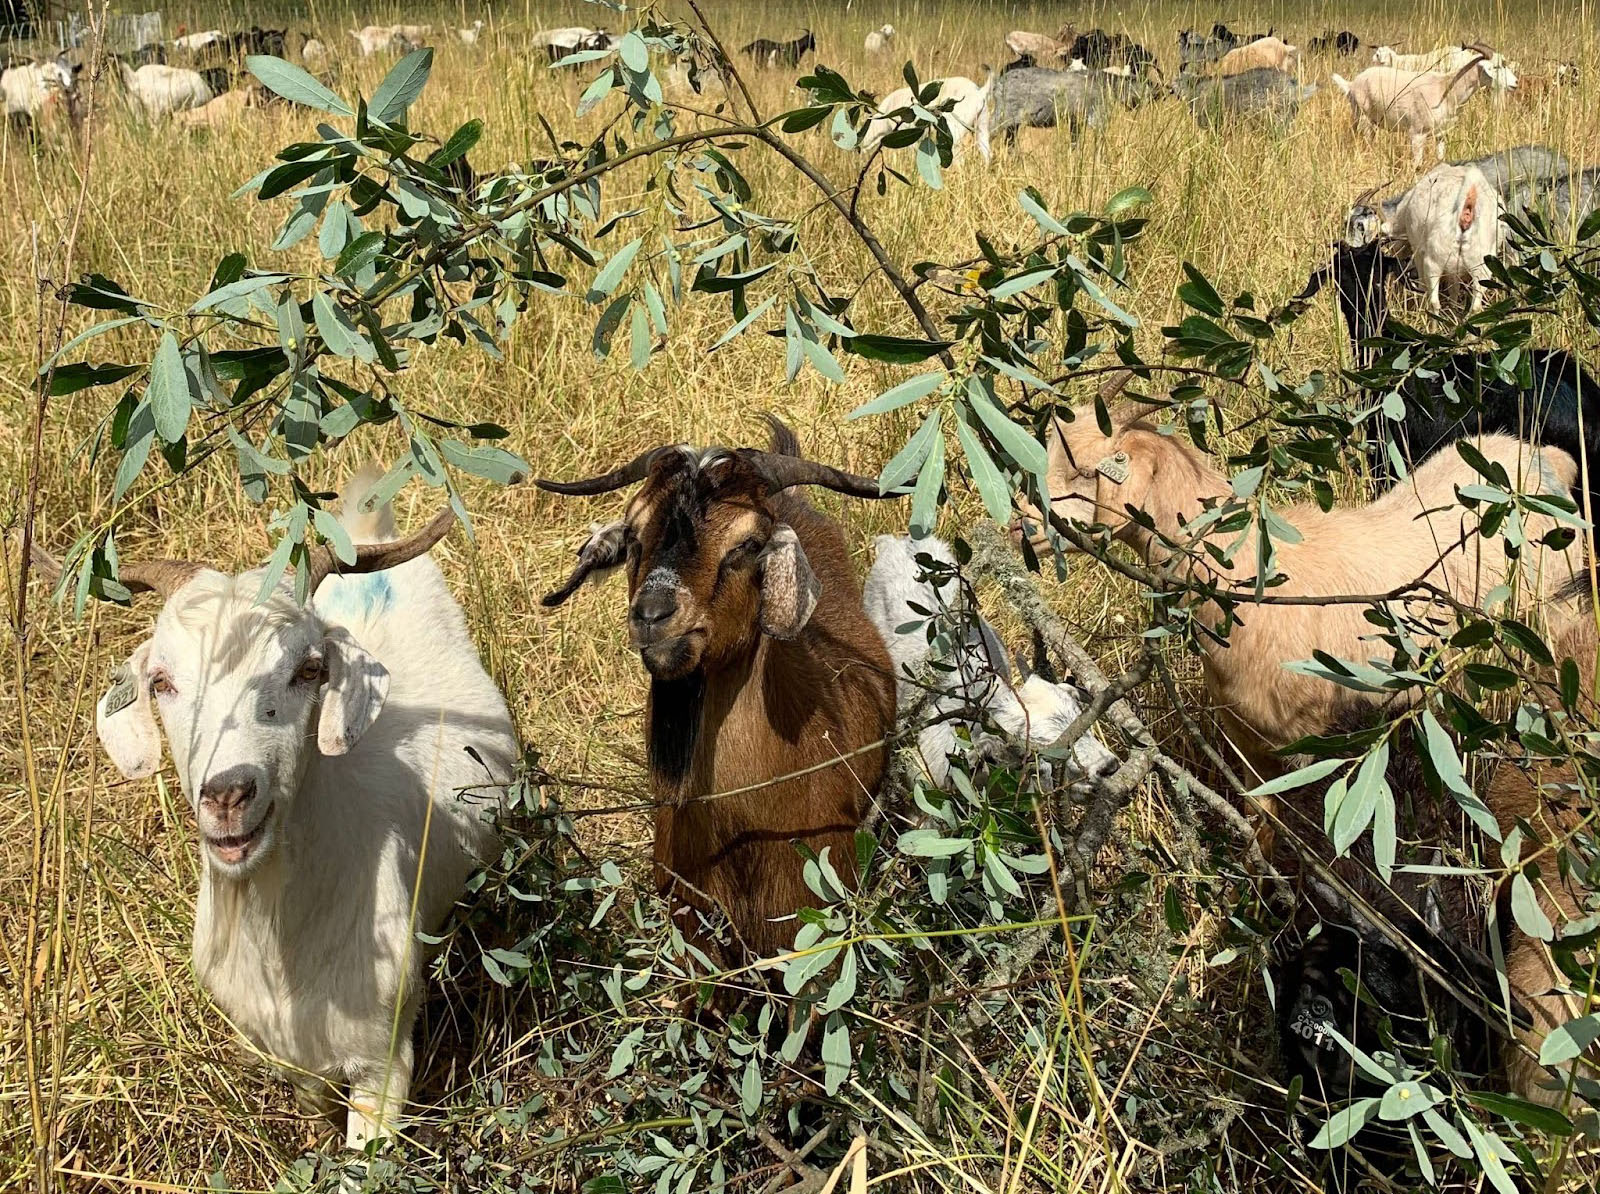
top-left (318, 626), bottom-right (389, 755)
top-left (542, 521), bottom-right (628, 608)
top-left (758, 524), bottom-right (820, 640)
top-left (96, 641), bottom-right (162, 780)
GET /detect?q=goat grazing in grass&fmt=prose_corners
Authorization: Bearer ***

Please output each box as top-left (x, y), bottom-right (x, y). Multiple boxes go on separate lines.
top-left (1215, 35), bottom-right (1300, 76)
top-left (37, 470), bottom-right (515, 1149)
top-left (1291, 234), bottom-right (1600, 518)
top-left (114, 60), bottom-right (217, 121)
top-left (858, 70), bottom-right (995, 161)
top-left (539, 421), bottom-right (899, 960)
top-left (741, 30), bottom-right (816, 69)
top-left (863, 534), bottom-right (1118, 788)
top-left (1332, 49), bottom-right (1495, 166)
top-left (1013, 379), bottom-right (1585, 775)
top-left (1392, 162), bottom-right (1503, 313)
top-left (1173, 66), bottom-right (1317, 129)
top-left (1372, 43), bottom-right (1519, 91)
top-left (865, 25), bottom-right (895, 54)
top-left (990, 65), bottom-right (1159, 146)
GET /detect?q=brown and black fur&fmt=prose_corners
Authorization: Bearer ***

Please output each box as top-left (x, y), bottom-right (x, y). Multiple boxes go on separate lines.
top-left (544, 423), bottom-right (896, 961)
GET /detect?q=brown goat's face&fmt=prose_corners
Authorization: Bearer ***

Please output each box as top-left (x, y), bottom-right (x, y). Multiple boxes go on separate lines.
top-left (545, 450), bottom-right (821, 681)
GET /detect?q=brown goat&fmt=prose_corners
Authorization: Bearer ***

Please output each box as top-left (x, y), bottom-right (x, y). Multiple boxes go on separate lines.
top-left (538, 421), bottom-right (898, 959)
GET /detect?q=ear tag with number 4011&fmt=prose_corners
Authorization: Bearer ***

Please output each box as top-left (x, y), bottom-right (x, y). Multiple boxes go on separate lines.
top-left (103, 665), bottom-right (138, 718)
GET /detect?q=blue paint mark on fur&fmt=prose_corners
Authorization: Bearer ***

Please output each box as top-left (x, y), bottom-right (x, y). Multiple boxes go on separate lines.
top-left (316, 572), bottom-right (394, 622)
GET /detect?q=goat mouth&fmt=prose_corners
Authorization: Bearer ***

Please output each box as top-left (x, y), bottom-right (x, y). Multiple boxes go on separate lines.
top-left (640, 633), bottom-right (703, 679)
top-left (204, 801), bottom-right (275, 866)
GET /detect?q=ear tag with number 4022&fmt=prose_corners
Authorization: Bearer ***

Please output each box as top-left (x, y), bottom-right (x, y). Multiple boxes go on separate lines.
top-left (103, 665), bottom-right (138, 718)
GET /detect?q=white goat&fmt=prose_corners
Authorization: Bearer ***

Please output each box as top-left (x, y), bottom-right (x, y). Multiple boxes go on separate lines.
top-left (301, 37), bottom-right (328, 65)
top-left (350, 25), bottom-right (406, 57)
top-left (1332, 52), bottom-right (1494, 166)
top-left (536, 26), bottom-right (612, 62)
top-left (173, 28), bottom-right (224, 52)
top-left (864, 534), bottom-right (1117, 787)
top-left (115, 60), bottom-right (213, 121)
top-left (858, 70), bottom-right (995, 161)
top-left (2, 57), bottom-right (74, 123)
top-left (1393, 162), bottom-right (1503, 312)
top-left (458, 20), bottom-right (485, 46)
top-left (173, 84), bottom-right (260, 130)
top-left (865, 24), bottom-right (895, 54)
top-left (1216, 35), bottom-right (1300, 76)
top-left (1372, 44), bottom-right (1518, 91)
top-left (68, 471), bottom-right (515, 1149)
top-left (392, 24), bottom-right (433, 49)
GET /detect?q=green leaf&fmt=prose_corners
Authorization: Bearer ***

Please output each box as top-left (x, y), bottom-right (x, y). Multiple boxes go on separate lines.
top-left (112, 401), bottom-right (155, 504)
top-left (1467, 1091), bottom-right (1573, 1135)
top-left (313, 293), bottom-right (374, 362)
top-left (966, 376), bottom-right (1048, 477)
top-left (740, 1058), bottom-right (762, 1117)
top-left (436, 439), bottom-right (529, 485)
top-left (844, 334), bottom-right (952, 364)
top-left (848, 371), bottom-right (944, 421)
top-left (246, 55), bottom-right (354, 116)
top-left (48, 361), bottom-right (141, 396)
top-left (799, 335), bottom-right (845, 383)
top-left (617, 31), bottom-right (648, 72)
top-left (780, 104), bottom-right (831, 133)
top-left (707, 294), bottom-right (777, 353)
top-left (1463, 1119), bottom-right (1521, 1194)
top-left (1423, 1108), bottom-right (1472, 1158)
top-left (1332, 740), bottom-right (1388, 854)
top-left (1177, 262), bottom-right (1225, 317)
top-left (909, 435), bottom-right (944, 538)
top-left (39, 317), bottom-right (141, 374)
top-left (370, 49), bottom-right (434, 124)
top-left (989, 267), bottom-right (1057, 300)
top-left (819, 946), bottom-right (858, 1014)
top-left (1378, 1081), bottom-right (1442, 1121)
top-left (310, 508), bottom-right (357, 566)
top-left (1308, 1098), bottom-right (1379, 1149)
top-left (820, 1012), bottom-right (852, 1096)
top-left (1246, 757), bottom-right (1345, 797)
top-left (879, 412), bottom-right (940, 494)
top-left (335, 232), bottom-right (385, 279)
top-left (1420, 710), bottom-right (1501, 840)
top-left (1106, 184), bottom-right (1153, 216)
top-left (915, 135), bottom-right (942, 190)
top-left (148, 332), bottom-right (191, 444)
top-left (954, 414), bottom-right (1011, 523)
top-left (1538, 1012), bottom-right (1600, 1065)
top-left (587, 235), bottom-right (645, 304)
top-left (1018, 188), bottom-right (1068, 235)
top-left (193, 273), bottom-right (290, 313)
top-left (1511, 873), bottom-right (1555, 941)
top-left (628, 300), bottom-right (651, 371)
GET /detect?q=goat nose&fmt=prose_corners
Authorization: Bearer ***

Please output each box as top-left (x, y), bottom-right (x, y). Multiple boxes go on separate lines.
top-left (199, 777), bottom-right (256, 811)
top-left (631, 589), bottom-right (678, 629)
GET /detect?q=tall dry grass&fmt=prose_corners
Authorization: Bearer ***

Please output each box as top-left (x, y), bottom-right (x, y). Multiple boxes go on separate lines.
top-left (4, 0), bottom-right (1599, 1189)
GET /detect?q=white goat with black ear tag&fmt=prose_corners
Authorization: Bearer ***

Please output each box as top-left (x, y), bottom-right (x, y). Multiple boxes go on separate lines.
top-left (758, 524), bottom-right (820, 639)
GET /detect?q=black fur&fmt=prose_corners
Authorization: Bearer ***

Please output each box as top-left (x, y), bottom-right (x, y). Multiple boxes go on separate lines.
top-left (740, 30), bottom-right (815, 68)
top-left (649, 670), bottom-right (706, 785)
top-left (1296, 240), bottom-right (1600, 512)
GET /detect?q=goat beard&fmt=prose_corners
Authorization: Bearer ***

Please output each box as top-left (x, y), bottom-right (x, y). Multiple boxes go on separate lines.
top-left (648, 669), bottom-right (707, 796)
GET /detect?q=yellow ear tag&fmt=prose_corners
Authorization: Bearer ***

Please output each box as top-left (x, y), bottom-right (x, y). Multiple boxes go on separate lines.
top-left (1094, 452), bottom-right (1131, 485)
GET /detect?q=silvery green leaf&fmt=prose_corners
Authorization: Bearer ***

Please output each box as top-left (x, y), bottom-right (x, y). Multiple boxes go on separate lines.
top-left (618, 31), bottom-right (648, 72)
top-left (588, 235), bottom-right (644, 304)
top-left (954, 413), bottom-right (1010, 523)
top-left (820, 1012), bottom-right (851, 1096)
top-left (370, 48), bottom-right (434, 124)
top-left (966, 375), bottom-right (1048, 477)
top-left (1308, 1098), bottom-right (1378, 1149)
top-left (1511, 873), bottom-right (1555, 941)
top-left (848, 371), bottom-right (944, 421)
top-left (148, 332), bottom-right (191, 444)
top-left (909, 432), bottom-right (945, 538)
top-left (1539, 1013), bottom-right (1600, 1064)
top-left (246, 55), bottom-right (354, 115)
top-left (879, 412), bottom-right (940, 494)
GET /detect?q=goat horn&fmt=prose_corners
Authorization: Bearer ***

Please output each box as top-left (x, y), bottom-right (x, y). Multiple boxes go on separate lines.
top-left (30, 540), bottom-right (204, 599)
top-left (535, 446), bottom-right (671, 496)
top-left (1096, 369), bottom-right (1135, 400)
top-left (737, 449), bottom-right (900, 499)
top-left (305, 506), bottom-right (456, 594)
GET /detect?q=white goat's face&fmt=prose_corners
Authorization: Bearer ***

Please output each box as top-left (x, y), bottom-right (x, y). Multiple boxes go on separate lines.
top-left (96, 572), bottom-right (389, 877)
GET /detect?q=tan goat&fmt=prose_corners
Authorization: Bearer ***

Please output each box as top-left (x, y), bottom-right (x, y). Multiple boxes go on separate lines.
top-left (1332, 49), bottom-right (1495, 165)
top-left (1216, 35), bottom-right (1300, 76)
top-left (1014, 388), bottom-right (1585, 778)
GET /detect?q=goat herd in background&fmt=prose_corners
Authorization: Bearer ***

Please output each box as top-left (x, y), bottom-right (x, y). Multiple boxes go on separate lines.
top-left (11, 1), bottom-right (1600, 1167)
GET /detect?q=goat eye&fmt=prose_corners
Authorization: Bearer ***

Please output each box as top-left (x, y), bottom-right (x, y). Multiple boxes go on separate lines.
top-left (148, 673), bottom-right (174, 697)
top-left (294, 658), bottom-right (324, 684)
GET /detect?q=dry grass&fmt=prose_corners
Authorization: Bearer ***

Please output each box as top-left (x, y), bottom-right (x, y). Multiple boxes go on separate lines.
top-left (4, 0), bottom-right (1599, 1189)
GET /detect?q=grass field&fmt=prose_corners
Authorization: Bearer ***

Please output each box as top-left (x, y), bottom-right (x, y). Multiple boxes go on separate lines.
top-left (5, 1), bottom-right (1600, 1189)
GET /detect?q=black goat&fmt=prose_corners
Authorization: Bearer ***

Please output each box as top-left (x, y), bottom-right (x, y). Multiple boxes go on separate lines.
top-left (741, 29), bottom-right (814, 68)
top-left (1293, 240), bottom-right (1600, 514)
top-left (1069, 29), bottom-right (1158, 74)
top-left (1307, 29), bottom-right (1362, 55)
top-left (228, 27), bottom-right (287, 59)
